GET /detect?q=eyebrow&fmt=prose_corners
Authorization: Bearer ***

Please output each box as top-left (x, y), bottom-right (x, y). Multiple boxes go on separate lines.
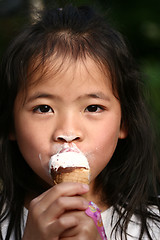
top-left (26, 93), bottom-right (59, 103)
top-left (26, 91), bottom-right (110, 103)
top-left (78, 92), bottom-right (110, 101)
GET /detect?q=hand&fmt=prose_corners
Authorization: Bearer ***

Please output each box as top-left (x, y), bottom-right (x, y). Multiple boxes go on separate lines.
top-left (22, 182), bottom-right (90, 240)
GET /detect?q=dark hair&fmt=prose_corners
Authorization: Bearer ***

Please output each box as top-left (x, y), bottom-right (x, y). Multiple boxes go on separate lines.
top-left (0, 5), bottom-right (160, 240)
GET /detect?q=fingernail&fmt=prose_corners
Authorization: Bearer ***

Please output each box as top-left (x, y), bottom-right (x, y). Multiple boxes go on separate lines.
top-left (82, 184), bottom-right (89, 191)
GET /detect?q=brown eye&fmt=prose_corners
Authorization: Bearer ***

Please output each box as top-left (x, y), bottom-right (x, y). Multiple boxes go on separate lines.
top-left (33, 105), bottom-right (53, 113)
top-left (85, 105), bottom-right (104, 112)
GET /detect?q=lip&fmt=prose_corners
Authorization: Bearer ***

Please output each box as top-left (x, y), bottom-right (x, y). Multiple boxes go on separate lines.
top-left (51, 142), bottom-right (81, 156)
top-left (59, 144), bottom-right (81, 153)
top-left (59, 148), bottom-right (79, 153)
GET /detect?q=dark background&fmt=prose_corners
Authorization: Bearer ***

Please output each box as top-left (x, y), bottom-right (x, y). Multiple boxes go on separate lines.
top-left (0, 0), bottom-right (160, 141)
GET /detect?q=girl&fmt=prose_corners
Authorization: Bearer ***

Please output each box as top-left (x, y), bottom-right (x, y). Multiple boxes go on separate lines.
top-left (0, 4), bottom-right (160, 240)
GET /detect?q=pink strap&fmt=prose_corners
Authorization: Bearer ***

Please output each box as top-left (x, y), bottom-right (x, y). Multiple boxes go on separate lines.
top-left (85, 201), bottom-right (107, 240)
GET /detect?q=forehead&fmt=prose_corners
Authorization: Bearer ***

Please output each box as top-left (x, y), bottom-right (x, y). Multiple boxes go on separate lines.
top-left (26, 55), bottom-right (112, 90)
top-left (15, 56), bottom-right (117, 109)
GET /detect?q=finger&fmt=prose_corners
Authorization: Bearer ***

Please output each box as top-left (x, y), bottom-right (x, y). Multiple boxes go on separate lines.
top-left (31, 182), bottom-right (89, 207)
top-left (42, 196), bottom-right (89, 221)
top-left (60, 211), bottom-right (99, 239)
top-left (24, 213), bottom-right (79, 240)
top-left (46, 214), bottom-right (79, 238)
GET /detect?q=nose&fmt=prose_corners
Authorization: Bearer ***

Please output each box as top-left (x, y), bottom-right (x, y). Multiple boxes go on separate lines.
top-left (53, 113), bottom-right (83, 143)
top-left (55, 135), bottom-right (80, 143)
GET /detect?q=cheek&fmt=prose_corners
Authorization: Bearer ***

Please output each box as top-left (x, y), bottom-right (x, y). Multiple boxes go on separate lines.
top-left (86, 122), bottom-right (120, 179)
top-left (16, 133), bottom-right (51, 183)
top-left (14, 120), bottom-right (50, 177)
top-left (89, 120), bottom-right (120, 155)
top-left (14, 115), bottom-right (48, 155)
top-left (15, 120), bottom-right (40, 155)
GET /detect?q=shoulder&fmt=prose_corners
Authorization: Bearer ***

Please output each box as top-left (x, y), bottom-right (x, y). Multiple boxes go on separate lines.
top-left (101, 205), bottom-right (160, 240)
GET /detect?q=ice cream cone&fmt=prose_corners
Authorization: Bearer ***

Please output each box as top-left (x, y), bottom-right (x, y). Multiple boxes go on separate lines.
top-left (51, 167), bottom-right (90, 185)
top-left (49, 144), bottom-right (90, 185)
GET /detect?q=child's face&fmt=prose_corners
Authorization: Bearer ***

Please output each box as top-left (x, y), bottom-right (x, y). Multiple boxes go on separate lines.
top-left (12, 57), bottom-right (126, 186)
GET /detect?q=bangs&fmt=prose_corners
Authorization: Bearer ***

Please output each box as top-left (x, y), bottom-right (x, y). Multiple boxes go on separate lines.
top-left (20, 28), bottom-right (113, 93)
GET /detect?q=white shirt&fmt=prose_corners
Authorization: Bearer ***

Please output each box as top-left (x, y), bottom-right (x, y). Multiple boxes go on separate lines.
top-left (1, 206), bottom-right (160, 239)
top-left (101, 206), bottom-right (160, 239)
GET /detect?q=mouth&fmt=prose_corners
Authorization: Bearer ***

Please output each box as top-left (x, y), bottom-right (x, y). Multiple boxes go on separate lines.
top-left (59, 143), bottom-right (80, 154)
top-left (51, 142), bottom-right (81, 156)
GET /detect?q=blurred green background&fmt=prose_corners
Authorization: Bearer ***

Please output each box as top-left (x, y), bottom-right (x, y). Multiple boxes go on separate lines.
top-left (0, 0), bottom-right (160, 141)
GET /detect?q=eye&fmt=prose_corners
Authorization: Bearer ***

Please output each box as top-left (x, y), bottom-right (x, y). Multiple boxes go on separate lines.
top-left (85, 105), bottom-right (105, 113)
top-left (33, 105), bottom-right (53, 113)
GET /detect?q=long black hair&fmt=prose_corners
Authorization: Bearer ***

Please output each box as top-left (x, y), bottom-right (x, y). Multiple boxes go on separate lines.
top-left (0, 4), bottom-right (160, 240)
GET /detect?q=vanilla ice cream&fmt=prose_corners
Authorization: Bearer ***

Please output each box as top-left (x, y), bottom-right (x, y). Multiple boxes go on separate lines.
top-left (49, 144), bottom-right (90, 184)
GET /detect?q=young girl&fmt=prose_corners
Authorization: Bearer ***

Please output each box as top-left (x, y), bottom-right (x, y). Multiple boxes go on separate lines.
top-left (0, 4), bottom-right (160, 240)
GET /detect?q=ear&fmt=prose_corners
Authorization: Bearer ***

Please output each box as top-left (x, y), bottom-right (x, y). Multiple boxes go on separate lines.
top-left (118, 121), bottom-right (128, 139)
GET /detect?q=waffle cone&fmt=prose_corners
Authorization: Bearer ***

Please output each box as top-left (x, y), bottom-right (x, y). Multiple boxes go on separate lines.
top-left (52, 168), bottom-right (90, 185)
